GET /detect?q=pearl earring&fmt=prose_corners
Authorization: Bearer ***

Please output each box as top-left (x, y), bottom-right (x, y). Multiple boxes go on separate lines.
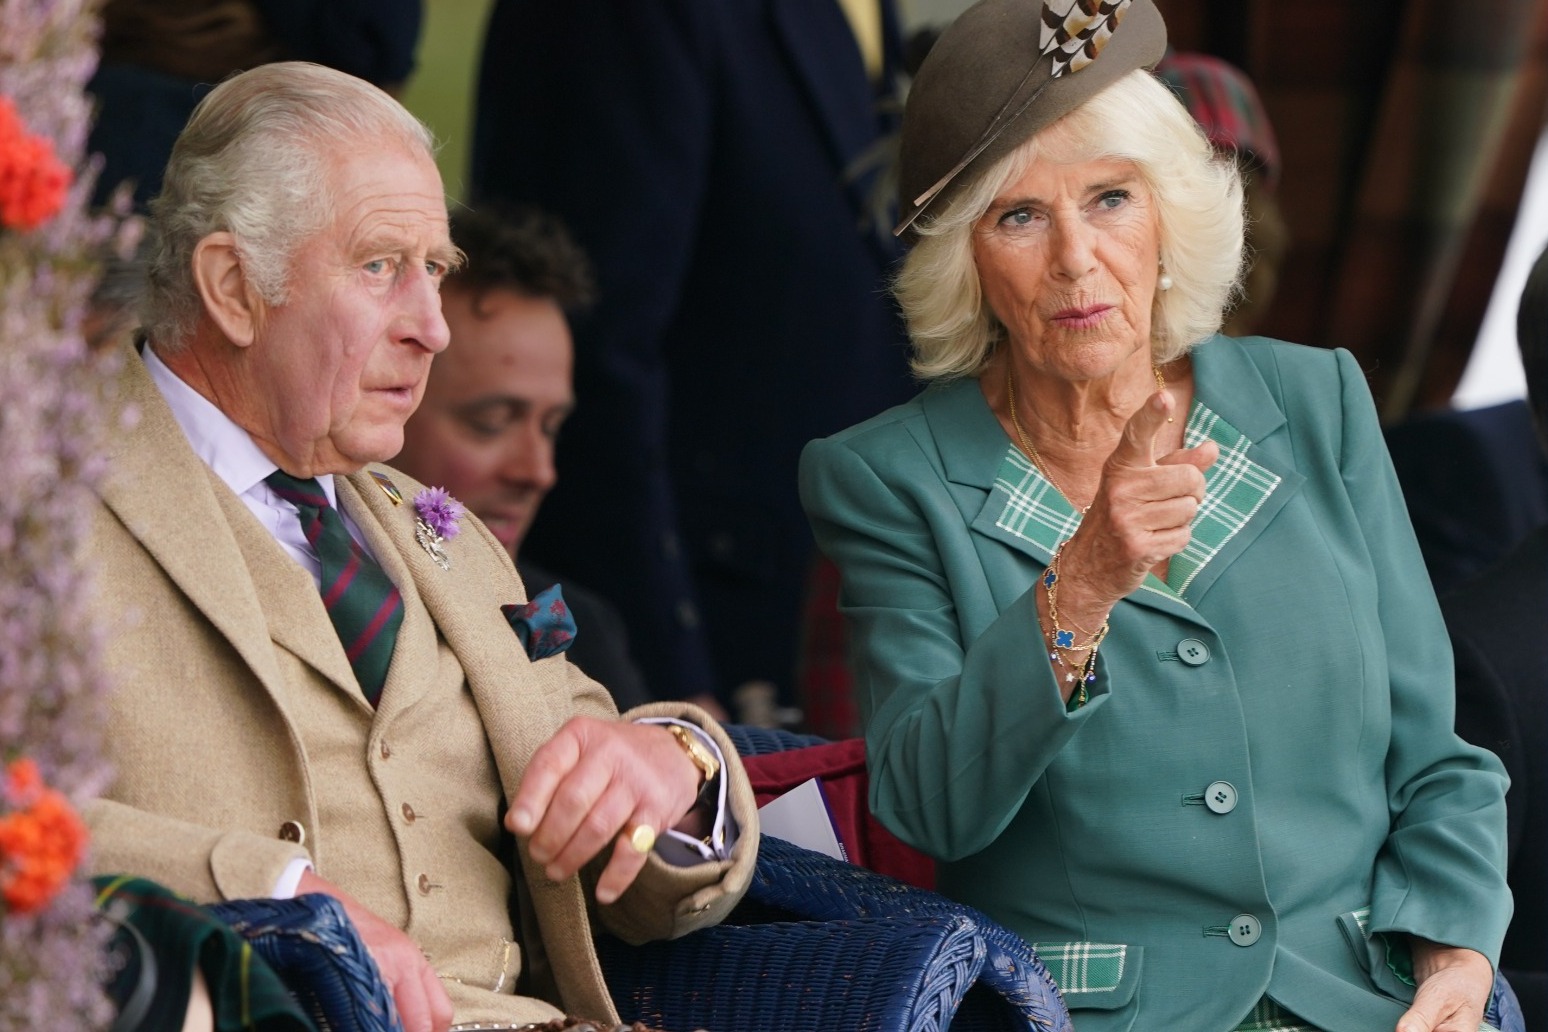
top-left (1158, 270), bottom-right (1174, 291)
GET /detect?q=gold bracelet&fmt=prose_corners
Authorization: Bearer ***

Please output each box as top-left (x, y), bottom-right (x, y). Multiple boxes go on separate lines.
top-left (1043, 542), bottom-right (1109, 708)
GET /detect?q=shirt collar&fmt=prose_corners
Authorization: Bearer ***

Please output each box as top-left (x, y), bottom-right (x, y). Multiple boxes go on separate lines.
top-left (143, 345), bottom-right (340, 508)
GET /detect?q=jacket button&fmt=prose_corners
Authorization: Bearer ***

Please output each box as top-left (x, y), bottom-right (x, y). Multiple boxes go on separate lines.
top-left (379, 740), bottom-right (392, 760)
top-left (278, 821), bottom-right (306, 845)
top-left (1205, 781), bottom-right (1238, 814)
top-left (417, 873), bottom-right (434, 895)
top-left (1229, 914), bottom-right (1261, 946)
top-left (1178, 638), bottom-right (1211, 666)
top-left (401, 802), bottom-right (417, 823)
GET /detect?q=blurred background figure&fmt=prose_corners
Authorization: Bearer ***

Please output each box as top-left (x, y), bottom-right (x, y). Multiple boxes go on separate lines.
top-left (88, 0), bottom-right (423, 209)
top-left (394, 202), bottom-right (656, 712)
top-left (1386, 392), bottom-right (1548, 594)
top-left (1442, 241), bottom-right (1548, 1031)
top-left (1153, 49), bottom-right (1288, 337)
top-left (469, 0), bottom-right (916, 722)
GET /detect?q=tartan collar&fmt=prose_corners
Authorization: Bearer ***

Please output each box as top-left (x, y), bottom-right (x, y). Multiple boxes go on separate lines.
top-left (990, 397), bottom-right (1282, 602)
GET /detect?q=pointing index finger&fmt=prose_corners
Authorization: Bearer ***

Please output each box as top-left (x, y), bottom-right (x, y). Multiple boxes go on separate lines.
top-left (1109, 389), bottom-right (1173, 470)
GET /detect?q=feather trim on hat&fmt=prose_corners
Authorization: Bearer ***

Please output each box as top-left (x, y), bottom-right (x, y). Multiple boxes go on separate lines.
top-left (1040, 0), bottom-right (1133, 77)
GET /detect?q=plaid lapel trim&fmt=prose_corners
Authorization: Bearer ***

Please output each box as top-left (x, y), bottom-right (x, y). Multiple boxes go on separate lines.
top-left (1170, 403), bottom-right (1283, 594)
top-left (992, 448), bottom-right (1083, 550)
top-left (1031, 941), bottom-right (1126, 993)
top-left (990, 399), bottom-right (1281, 600)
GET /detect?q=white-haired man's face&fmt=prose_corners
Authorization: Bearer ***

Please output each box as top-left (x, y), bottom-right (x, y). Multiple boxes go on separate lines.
top-left (236, 145), bottom-right (457, 476)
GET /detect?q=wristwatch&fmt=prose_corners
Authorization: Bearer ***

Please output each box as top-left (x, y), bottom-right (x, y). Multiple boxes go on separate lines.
top-left (666, 724), bottom-right (721, 806)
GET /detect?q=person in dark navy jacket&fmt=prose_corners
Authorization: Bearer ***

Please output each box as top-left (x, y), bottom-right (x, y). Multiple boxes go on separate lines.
top-left (471, 0), bottom-right (915, 715)
top-left (395, 203), bottom-right (654, 712)
top-left (1443, 243), bottom-right (1548, 1031)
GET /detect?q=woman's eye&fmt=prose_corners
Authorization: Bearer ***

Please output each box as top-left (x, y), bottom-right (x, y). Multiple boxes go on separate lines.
top-left (999, 208), bottom-right (1037, 227)
top-left (1095, 189), bottom-right (1130, 211)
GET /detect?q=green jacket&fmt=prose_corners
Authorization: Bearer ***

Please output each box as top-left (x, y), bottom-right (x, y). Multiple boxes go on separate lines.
top-left (800, 336), bottom-right (1510, 1032)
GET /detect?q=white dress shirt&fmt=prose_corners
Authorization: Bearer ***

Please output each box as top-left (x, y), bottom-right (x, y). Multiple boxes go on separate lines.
top-left (144, 345), bottom-right (371, 585)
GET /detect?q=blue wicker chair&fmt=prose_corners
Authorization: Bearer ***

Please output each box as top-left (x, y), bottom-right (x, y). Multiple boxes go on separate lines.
top-left (595, 725), bottom-right (1072, 1032)
top-left (597, 834), bottom-right (1071, 1032)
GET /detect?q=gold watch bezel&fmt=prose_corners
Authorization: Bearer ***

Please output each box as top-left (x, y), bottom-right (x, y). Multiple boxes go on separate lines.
top-left (667, 723), bottom-right (721, 786)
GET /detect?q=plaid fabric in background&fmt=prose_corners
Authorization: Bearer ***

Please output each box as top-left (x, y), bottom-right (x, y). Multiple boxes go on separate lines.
top-left (1155, 49), bottom-right (1282, 191)
top-left (1155, 0), bottom-right (1548, 418)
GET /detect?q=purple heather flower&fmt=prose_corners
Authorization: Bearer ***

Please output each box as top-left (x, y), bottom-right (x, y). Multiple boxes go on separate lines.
top-left (414, 487), bottom-right (465, 540)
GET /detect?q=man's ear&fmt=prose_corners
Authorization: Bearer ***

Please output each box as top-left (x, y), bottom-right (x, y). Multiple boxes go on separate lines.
top-left (191, 232), bottom-right (264, 347)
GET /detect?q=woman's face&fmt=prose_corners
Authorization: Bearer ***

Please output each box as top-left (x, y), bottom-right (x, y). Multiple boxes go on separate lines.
top-left (972, 148), bottom-right (1161, 384)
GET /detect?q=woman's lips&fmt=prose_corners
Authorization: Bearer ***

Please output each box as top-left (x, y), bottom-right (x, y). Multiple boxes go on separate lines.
top-left (1049, 304), bottom-right (1113, 330)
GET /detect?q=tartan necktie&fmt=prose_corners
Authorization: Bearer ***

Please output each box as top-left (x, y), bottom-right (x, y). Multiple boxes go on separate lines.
top-left (264, 470), bottom-right (403, 706)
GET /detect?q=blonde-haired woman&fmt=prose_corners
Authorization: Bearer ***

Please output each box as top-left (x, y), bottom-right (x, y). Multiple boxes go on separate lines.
top-left (800, 3), bottom-right (1515, 1031)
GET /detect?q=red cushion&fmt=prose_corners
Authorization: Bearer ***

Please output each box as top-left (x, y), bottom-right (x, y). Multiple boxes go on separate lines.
top-left (742, 738), bottom-right (936, 890)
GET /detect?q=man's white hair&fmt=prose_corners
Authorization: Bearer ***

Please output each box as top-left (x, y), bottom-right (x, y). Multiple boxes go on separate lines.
top-left (142, 61), bottom-right (438, 348)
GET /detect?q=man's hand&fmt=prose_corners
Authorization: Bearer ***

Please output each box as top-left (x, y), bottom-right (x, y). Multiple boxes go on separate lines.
top-left (1396, 939), bottom-right (1494, 1032)
top-left (507, 716), bottom-right (703, 904)
top-left (296, 870), bottom-right (453, 1032)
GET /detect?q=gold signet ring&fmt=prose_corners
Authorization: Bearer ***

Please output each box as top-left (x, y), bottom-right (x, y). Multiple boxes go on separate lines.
top-left (628, 824), bottom-right (656, 854)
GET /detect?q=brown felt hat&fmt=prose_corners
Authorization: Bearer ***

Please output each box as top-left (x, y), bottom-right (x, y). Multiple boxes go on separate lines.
top-left (895, 0), bottom-right (1168, 238)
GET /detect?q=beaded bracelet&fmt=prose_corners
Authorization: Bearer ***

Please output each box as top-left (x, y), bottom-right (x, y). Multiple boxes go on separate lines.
top-left (1042, 543), bottom-right (1109, 709)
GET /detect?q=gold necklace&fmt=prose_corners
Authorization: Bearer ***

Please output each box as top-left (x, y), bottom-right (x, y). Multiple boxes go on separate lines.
top-left (1005, 363), bottom-right (1168, 510)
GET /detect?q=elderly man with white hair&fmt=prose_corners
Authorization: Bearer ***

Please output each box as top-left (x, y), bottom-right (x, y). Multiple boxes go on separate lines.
top-left (85, 61), bottom-right (757, 1032)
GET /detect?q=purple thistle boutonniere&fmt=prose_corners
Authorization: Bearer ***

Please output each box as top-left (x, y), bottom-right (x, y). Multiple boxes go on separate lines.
top-left (413, 487), bottom-right (465, 570)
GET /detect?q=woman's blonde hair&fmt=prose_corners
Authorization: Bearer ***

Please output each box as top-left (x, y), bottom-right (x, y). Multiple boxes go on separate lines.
top-left (895, 69), bottom-right (1245, 381)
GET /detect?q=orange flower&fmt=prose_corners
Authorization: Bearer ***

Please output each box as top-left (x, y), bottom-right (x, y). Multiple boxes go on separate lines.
top-left (3, 758), bottom-right (42, 804)
top-left (0, 96), bottom-right (73, 232)
top-left (0, 760), bottom-right (88, 914)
